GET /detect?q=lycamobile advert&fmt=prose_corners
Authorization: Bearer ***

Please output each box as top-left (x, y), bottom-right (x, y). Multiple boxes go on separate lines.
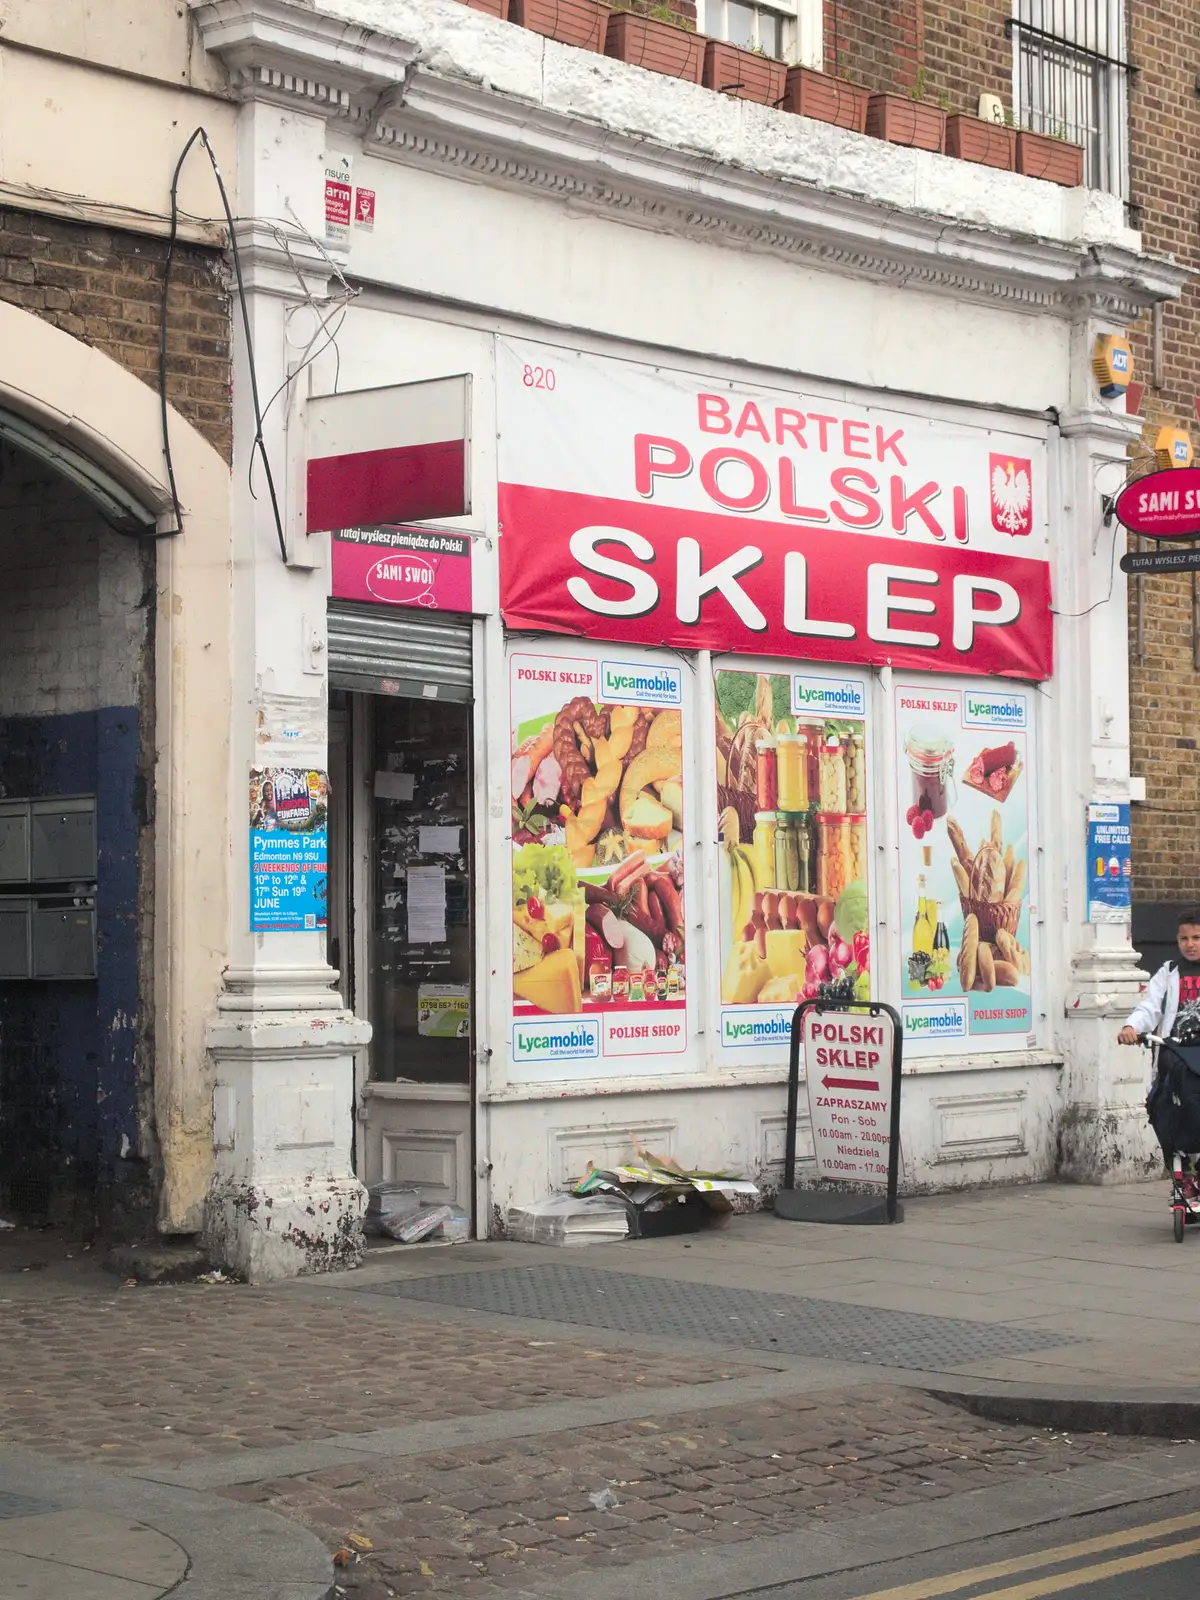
top-left (509, 650), bottom-right (687, 1065)
top-left (894, 683), bottom-right (1034, 1046)
top-left (715, 666), bottom-right (871, 1049)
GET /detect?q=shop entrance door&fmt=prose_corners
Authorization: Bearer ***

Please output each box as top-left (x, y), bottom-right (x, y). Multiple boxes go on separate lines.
top-left (326, 603), bottom-right (475, 1218)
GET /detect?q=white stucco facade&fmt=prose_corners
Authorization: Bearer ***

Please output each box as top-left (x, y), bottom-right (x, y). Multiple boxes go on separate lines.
top-left (191, 0), bottom-right (1186, 1276)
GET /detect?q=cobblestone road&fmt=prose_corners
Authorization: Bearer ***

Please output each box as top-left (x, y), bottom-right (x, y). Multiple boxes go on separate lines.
top-left (224, 1387), bottom-right (1157, 1598)
top-left (0, 1285), bottom-right (747, 1467)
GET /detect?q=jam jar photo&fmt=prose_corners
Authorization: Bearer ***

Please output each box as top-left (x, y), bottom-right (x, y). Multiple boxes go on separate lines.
top-left (904, 725), bottom-right (956, 818)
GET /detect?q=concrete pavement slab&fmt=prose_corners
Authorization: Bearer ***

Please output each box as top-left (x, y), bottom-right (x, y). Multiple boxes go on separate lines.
top-left (0, 1550), bottom-right (165, 1599)
top-left (0, 1508), bottom-right (186, 1587)
top-left (4, 1181), bottom-right (1200, 1599)
top-left (0, 1447), bottom-right (333, 1600)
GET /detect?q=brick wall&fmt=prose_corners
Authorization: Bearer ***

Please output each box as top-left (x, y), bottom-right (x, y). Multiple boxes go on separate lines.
top-left (824, 0), bottom-right (1008, 105)
top-left (820, 0), bottom-right (1200, 915)
top-left (0, 207), bottom-right (231, 461)
top-left (824, 0), bottom-right (922, 90)
top-left (919, 0), bottom-right (1009, 112)
top-left (1122, 4), bottom-right (1200, 908)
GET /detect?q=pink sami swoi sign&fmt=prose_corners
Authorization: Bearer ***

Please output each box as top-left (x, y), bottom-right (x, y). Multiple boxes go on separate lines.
top-left (332, 527), bottom-right (473, 613)
top-left (1115, 467), bottom-right (1200, 540)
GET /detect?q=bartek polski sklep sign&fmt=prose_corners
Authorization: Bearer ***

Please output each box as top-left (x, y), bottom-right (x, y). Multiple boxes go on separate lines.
top-left (803, 1008), bottom-right (899, 1184)
top-left (496, 337), bottom-right (1053, 682)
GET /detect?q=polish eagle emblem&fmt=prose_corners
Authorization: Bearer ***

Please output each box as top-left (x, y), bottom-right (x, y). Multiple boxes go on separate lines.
top-left (989, 454), bottom-right (1033, 537)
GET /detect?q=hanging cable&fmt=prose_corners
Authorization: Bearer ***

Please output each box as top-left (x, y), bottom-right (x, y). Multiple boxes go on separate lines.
top-left (161, 127), bottom-right (288, 561)
top-left (1048, 456), bottom-right (1140, 620)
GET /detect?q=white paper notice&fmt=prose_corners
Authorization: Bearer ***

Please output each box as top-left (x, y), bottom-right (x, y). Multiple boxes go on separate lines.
top-left (418, 825), bottom-right (460, 855)
top-left (407, 865), bottom-right (446, 943)
top-left (374, 771), bottom-right (415, 801)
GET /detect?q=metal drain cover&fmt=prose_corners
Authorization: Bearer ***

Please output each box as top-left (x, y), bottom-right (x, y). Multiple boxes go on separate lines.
top-left (361, 1264), bottom-right (1078, 1370)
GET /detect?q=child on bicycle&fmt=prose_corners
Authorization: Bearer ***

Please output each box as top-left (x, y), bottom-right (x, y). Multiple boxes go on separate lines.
top-left (1119, 908), bottom-right (1200, 1185)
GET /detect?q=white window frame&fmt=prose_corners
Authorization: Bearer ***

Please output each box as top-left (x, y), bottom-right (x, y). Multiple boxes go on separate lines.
top-left (702, 0), bottom-right (823, 69)
top-left (1010, 0), bottom-right (1129, 199)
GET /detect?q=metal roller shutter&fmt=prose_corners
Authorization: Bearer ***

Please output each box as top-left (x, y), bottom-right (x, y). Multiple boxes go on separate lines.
top-left (327, 600), bottom-right (473, 702)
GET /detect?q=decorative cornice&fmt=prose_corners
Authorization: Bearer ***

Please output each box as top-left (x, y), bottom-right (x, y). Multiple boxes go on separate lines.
top-left (1057, 404), bottom-right (1145, 447)
top-left (192, 0), bottom-right (1190, 318)
top-left (192, 0), bottom-right (416, 120)
top-left (230, 218), bottom-right (342, 294)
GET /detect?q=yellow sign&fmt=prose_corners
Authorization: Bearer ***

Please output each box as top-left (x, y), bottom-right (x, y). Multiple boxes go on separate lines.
top-left (1154, 427), bottom-right (1193, 470)
top-left (1092, 334), bottom-right (1132, 399)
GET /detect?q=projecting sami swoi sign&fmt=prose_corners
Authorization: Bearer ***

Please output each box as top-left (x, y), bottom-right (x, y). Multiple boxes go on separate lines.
top-left (1115, 468), bottom-right (1200, 540)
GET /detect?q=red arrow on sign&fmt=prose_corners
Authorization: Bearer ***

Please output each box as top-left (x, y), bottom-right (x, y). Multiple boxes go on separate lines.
top-left (823, 1075), bottom-right (880, 1091)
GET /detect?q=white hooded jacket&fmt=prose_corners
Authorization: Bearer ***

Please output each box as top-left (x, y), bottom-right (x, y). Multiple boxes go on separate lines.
top-left (1124, 960), bottom-right (1181, 1040)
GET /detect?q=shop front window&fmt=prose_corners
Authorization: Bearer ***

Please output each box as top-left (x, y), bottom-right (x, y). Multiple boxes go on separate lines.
top-left (893, 681), bottom-right (1035, 1047)
top-left (507, 645), bottom-right (691, 1081)
top-left (715, 664), bottom-right (872, 1025)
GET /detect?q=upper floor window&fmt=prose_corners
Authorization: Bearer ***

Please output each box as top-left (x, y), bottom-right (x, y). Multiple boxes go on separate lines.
top-left (703, 0), bottom-right (821, 67)
top-left (1011, 0), bottom-right (1130, 197)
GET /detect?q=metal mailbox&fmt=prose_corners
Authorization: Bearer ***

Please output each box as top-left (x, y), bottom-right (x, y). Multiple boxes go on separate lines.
top-left (30, 798), bottom-right (97, 882)
top-left (0, 898), bottom-right (31, 980)
top-left (31, 901), bottom-right (96, 980)
top-left (0, 802), bottom-right (31, 884)
top-left (0, 796), bottom-right (98, 979)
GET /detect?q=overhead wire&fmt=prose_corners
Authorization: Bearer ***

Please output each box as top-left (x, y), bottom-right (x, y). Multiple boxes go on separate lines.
top-left (1047, 451), bottom-right (1145, 621)
top-left (161, 127), bottom-right (288, 561)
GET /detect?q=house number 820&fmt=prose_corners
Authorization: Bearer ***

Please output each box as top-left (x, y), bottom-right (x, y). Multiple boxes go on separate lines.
top-left (522, 365), bottom-right (556, 390)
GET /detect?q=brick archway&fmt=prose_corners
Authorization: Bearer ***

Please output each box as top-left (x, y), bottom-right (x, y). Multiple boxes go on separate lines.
top-left (0, 301), bottom-right (233, 1234)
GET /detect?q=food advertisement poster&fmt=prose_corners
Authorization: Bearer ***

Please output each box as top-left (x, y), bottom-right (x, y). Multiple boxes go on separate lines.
top-left (508, 648), bottom-right (689, 1079)
top-left (249, 768), bottom-right (329, 932)
top-left (893, 685), bottom-right (1034, 1049)
top-left (716, 665), bottom-right (871, 1053)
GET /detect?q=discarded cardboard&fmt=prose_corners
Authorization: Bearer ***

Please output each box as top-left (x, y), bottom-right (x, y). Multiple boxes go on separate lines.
top-left (572, 1142), bottom-right (758, 1238)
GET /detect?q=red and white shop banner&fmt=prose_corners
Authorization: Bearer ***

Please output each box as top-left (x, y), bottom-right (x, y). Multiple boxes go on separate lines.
top-left (496, 339), bottom-right (1053, 681)
top-left (499, 489), bottom-right (1051, 680)
top-left (307, 376), bottom-right (471, 534)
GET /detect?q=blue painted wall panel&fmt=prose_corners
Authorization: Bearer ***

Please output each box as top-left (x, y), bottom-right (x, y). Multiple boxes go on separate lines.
top-left (0, 706), bottom-right (142, 1213)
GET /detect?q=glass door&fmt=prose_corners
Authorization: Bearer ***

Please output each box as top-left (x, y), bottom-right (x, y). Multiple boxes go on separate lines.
top-left (369, 695), bottom-right (472, 1086)
top-left (338, 690), bottom-right (474, 1212)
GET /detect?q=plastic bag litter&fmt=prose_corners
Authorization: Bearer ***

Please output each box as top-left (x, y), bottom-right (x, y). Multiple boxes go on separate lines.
top-left (432, 1204), bottom-right (470, 1243)
top-left (506, 1193), bottom-right (629, 1247)
top-left (365, 1184), bottom-right (421, 1236)
top-left (380, 1204), bottom-right (453, 1243)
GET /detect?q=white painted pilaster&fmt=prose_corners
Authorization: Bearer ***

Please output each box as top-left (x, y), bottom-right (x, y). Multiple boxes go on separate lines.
top-left (203, 93), bottom-right (372, 1280)
top-left (1051, 315), bottom-right (1157, 1181)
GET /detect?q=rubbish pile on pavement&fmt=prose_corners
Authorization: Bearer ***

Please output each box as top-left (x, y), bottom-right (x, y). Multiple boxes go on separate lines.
top-left (506, 1192), bottom-right (630, 1246)
top-left (366, 1185), bottom-right (471, 1243)
top-left (507, 1143), bottom-right (759, 1245)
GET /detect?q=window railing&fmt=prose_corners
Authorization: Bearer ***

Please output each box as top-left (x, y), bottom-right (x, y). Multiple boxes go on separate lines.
top-left (1008, 0), bottom-right (1131, 200)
